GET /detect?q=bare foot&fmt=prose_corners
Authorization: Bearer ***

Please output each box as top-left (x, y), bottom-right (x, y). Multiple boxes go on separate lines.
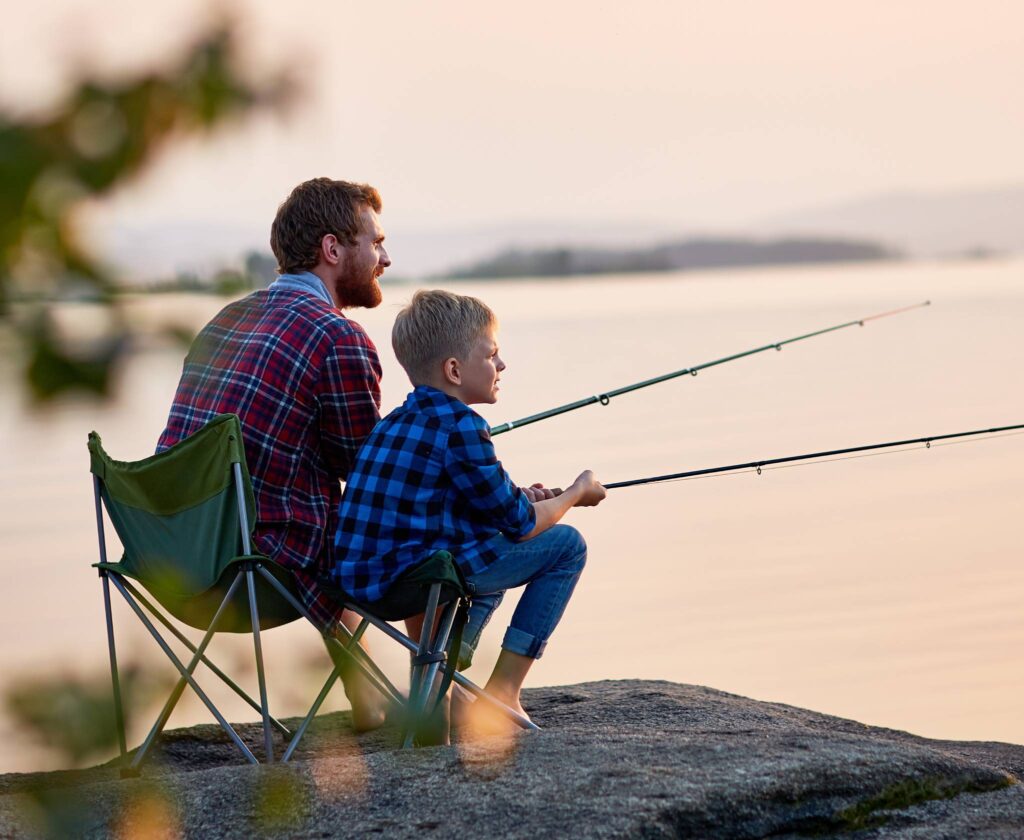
top-left (325, 636), bottom-right (390, 732)
top-left (345, 675), bottom-right (389, 732)
top-left (483, 682), bottom-right (532, 723)
top-left (411, 693), bottom-right (451, 747)
top-left (460, 691), bottom-right (532, 741)
top-left (350, 701), bottom-right (388, 733)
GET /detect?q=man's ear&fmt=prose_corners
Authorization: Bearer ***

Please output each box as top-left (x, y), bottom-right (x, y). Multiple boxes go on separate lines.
top-left (320, 234), bottom-right (343, 267)
top-left (442, 357), bottom-right (461, 386)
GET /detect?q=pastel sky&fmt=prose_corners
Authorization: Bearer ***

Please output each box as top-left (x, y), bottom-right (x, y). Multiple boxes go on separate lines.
top-left (4, 1), bottom-right (1022, 241)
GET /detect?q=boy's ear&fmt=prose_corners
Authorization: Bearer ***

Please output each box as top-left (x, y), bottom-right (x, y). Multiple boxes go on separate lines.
top-left (442, 357), bottom-right (461, 386)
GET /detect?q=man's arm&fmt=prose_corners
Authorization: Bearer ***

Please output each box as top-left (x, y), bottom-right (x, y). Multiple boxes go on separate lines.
top-left (316, 328), bottom-right (382, 478)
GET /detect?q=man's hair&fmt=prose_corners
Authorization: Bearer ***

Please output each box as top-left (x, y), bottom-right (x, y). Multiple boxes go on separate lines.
top-left (392, 290), bottom-right (497, 384)
top-left (270, 178), bottom-right (382, 274)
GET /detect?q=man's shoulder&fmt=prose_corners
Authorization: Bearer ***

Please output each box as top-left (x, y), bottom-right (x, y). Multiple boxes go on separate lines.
top-left (204, 289), bottom-right (374, 349)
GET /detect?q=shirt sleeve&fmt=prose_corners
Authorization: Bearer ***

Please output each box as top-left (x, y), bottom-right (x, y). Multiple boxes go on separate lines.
top-left (316, 324), bottom-right (382, 480)
top-left (444, 412), bottom-right (536, 539)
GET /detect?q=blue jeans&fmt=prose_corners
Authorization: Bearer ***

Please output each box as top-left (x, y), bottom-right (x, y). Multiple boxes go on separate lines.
top-left (462, 524), bottom-right (587, 660)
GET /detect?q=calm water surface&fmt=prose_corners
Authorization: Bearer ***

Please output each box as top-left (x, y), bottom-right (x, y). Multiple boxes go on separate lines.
top-left (2, 258), bottom-right (1022, 772)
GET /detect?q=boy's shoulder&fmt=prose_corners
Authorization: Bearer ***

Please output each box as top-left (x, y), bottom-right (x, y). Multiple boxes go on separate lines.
top-left (393, 387), bottom-right (487, 430)
top-left (368, 390), bottom-right (492, 461)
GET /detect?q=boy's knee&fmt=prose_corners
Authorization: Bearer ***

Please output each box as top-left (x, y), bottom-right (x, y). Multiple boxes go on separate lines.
top-left (554, 524), bottom-right (587, 572)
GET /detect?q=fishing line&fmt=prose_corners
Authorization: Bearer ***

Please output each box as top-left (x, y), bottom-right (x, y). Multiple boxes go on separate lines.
top-left (723, 429), bottom-right (1024, 480)
top-left (603, 424), bottom-right (1024, 490)
top-left (491, 300), bottom-right (931, 436)
top-left (624, 444), bottom-right (930, 487)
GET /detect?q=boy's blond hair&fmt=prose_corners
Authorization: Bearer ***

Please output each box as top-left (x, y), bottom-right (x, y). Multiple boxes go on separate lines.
top-left (392, 290), bottom-right (497, 384)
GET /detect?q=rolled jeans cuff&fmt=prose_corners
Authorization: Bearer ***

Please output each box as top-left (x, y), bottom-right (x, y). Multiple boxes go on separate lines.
top-left (502, 626), bottom-right (547, 659)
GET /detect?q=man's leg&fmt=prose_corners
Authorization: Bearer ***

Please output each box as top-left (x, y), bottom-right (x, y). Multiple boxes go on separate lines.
top-left (325, 609), bottom-right (390, 731)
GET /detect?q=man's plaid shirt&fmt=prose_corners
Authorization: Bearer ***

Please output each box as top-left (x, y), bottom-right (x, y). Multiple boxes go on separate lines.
top-left (157, 278), bottom-right (382, 630)
top-left (331, 385), bottom-right (536, 603)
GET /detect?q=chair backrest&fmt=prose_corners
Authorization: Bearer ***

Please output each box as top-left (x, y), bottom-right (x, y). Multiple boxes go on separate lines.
top-left (89, 414), bottom-right (299, 631)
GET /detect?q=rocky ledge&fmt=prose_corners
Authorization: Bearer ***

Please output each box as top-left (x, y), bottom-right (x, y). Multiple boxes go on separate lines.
top-left (2, 680), bottom-right (1022, 838)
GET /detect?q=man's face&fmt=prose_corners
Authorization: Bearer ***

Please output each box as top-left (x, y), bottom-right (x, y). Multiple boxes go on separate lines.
top-left (458, 327), bottom-right (505, 405)
top-left (336, 205), bottom-right (390, 308)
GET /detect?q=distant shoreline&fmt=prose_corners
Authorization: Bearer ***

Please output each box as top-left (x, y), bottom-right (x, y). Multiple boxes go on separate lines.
top-left (439, 235), bottom-right (900, 281)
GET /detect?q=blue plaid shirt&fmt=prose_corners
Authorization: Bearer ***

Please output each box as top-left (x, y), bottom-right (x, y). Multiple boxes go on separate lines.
top-left (331, 385), bottom-right (536, 603)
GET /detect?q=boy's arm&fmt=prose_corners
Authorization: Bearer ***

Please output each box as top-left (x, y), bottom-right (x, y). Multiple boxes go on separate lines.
top-left (522, 483), bottom-right (561, 502)
top-left (444, 414), bottom-right (537, 539)
top-left (518, 470), bottom-right (606, 541)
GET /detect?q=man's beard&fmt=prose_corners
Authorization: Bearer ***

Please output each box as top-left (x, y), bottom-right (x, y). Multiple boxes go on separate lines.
top-left (338, 270), bottom-right (383, 309)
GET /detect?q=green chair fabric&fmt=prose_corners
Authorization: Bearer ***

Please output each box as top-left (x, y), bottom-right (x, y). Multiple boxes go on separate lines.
top-left (89, 414), bottom-right (300, 632)
top-left (320, 550), bottom-right (468, 622)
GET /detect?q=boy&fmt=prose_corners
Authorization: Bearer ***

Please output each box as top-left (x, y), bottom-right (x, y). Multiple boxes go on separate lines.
top-left (331, 289), bottom-right (605, 726)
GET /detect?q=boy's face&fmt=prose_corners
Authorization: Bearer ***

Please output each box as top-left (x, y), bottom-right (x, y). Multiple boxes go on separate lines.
top-left (458, 328), bottom-right (505, 405)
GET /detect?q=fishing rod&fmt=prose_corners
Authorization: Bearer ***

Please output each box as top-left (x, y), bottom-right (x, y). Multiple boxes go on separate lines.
top-left (491, 300), bottom-right (931, 436)
top-left (603, 423), bottom-right (1024, 489)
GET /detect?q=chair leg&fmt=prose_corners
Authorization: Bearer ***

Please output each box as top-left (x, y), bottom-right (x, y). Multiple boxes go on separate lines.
top-left (256, 565), bottom-right (407, 707)
top-left (403, 584), bottom-right (444, 748)
top-left (282, 618), bottom-right (411, 763)
top-left (100, 573), bottom-right (128, 766)
top-left (110, 573), bottom-right (260, 768)
top-left (418, 600), bottom-right (459, 717)
top-left (281, 666), bottom-right (341, 763)
top-left (327, 630), bottom-right (405, 708)
top-left (246, 567), bottom-right (274, 763)
top-left (119, 578), bottom-right (290, 738)
top-left (336, 594), bottom-right (539, 733)
top-left (253, 563), bottom-right (416, 745)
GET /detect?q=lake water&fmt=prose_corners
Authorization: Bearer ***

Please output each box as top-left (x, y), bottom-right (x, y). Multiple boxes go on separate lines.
top-left (3, 258), bottom-right (1022, 773)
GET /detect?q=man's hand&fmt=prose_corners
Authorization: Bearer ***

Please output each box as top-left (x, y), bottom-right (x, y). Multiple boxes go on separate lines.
top-left (522, 482), bottom-right (563, 503)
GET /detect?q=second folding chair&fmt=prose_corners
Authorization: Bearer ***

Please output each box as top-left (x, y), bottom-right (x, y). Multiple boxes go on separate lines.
top-left (90, 413), bottom-right (535, 775)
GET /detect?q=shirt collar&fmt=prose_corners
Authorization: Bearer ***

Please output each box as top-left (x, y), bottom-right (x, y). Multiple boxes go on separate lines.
top-left (405, 385), bottom-right (470, 417)
top-left (268, 271), bottom-right (335, 306)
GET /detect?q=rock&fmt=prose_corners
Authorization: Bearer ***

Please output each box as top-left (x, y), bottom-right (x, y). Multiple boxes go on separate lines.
top-left (1, 680), bottom-right (1021, 838)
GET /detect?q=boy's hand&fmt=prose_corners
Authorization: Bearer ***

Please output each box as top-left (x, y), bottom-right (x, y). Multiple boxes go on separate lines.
top-left (569, 470), bottom-right (606, 507)
top-left (522, 482), bottom-right (563, 502)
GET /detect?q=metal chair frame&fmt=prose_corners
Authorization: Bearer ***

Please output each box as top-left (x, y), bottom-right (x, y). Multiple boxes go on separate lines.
top-left (96, 460), bottom-right (538, 775)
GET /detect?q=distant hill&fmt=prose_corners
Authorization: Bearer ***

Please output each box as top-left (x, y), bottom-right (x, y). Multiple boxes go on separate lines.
top-left (443, 237), bottom-right (897, 280)
top-left (757, 184), bottom-right (1024, 257)
top-left (91, 184), bottom-right (1023, 281)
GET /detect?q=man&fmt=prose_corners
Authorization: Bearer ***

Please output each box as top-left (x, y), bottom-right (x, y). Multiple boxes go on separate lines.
top-left (157, 178), bottom-right (391, 729)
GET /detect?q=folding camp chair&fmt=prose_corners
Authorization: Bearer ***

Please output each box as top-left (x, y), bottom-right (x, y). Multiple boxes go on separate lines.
top-left (91, 414), bottom-right (536, 774)
top-left (314, 553), bottom-right (537, 748)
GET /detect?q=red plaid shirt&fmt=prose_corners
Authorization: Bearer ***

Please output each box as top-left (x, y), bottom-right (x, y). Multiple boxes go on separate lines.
top-left (157, 281), bottom-right (381, 631)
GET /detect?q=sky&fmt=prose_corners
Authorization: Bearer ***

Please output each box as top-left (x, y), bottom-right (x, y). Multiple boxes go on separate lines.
top-left (3, 1), bottom-right (1023, 273)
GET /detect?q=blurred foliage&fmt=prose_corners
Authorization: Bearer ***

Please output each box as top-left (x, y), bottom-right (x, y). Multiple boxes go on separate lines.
top-left (17, 782), bottom-right (97, 839)
top-left (4, 664), bottom-right (171, 767)
top-left (0, 22), bottom-right (295, 401)
top-left (109, 779), bottom-right (181, 840)
top-left (6, 663), bottom-right (175, 837)
top-left (19, 775), bottom-right (180, 840)
top-left (251, 766), bottom-right (312, 832)
top-left (128, 250), bottom-right (277, 297)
